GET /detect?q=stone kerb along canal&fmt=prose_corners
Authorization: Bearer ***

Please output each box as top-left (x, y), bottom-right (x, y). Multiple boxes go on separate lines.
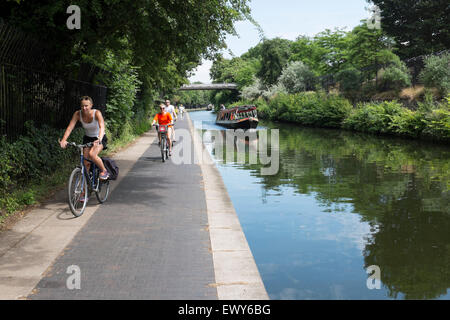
top-left (189, 110), bottom-right (450, 300)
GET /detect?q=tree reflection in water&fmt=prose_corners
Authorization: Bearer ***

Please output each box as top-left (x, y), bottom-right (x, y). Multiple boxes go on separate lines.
top-left (205, 120), bottom-right (449, 299)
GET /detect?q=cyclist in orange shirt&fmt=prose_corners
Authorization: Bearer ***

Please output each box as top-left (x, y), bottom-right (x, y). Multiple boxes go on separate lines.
top-left (152, 103), bottom-right (174, 155)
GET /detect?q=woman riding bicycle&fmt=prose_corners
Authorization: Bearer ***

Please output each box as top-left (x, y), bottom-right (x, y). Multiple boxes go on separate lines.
top-left (59, 96), bottom-right (110, 180)
top-left (152, 103), bottom-right (173, 155)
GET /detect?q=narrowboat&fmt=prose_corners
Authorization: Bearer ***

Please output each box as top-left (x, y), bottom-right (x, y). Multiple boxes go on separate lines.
top-left (215, 105), bottom-right (258, 129)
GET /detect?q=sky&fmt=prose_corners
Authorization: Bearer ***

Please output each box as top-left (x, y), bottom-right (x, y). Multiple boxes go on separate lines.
top-left (188, 0), bottom-right (371, 83)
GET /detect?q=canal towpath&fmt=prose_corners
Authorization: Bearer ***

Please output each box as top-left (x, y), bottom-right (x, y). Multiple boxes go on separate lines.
top-left (0, 112), bottom-right (268, 300)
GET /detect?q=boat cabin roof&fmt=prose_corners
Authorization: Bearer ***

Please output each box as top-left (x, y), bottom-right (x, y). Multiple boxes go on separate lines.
top-left (220, 105), bottom-right (256, 114)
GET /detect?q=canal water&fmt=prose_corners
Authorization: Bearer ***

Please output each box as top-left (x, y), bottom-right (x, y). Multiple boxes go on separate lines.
top-left (189, 110), bottom-right (450, 300)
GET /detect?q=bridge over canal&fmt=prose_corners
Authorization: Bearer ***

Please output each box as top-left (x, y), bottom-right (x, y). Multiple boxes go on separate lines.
top-left (179, 83), bottom-right (238, 91)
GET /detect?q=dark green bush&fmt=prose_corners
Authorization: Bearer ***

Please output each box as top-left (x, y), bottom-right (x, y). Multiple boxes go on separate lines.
top-left (260, 92), bottom-right (352, 128)
top-left (419, 53), bottom-right (450, 97)
top-left (230, 92), bottom-right (449, 142)
top-left (421, 101), bottom-right (450, 141)
top-left (0, 123), bottom-right (83, 191)
top-left (0, 123), bottom-right (83, 215)
top-left (343, 101), bottom-right (404, 134)
top-left (380, 60), bottom-right (412, 92)
top-left (336, 68), bottom-right (363, 101)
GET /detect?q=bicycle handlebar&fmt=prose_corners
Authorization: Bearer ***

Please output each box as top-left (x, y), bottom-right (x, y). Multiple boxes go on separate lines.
top-left (64, 141), bottom-right (101, 149)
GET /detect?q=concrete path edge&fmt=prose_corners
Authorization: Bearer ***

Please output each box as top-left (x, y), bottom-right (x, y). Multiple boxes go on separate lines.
top-left (186, 112), bottom-right (269, 300)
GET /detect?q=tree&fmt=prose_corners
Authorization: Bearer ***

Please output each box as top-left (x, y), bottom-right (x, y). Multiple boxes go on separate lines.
top-left (256, 38), bottom-right (292, 86)
top-left (312, 28), bottom-right (351, 75)
top-left (290, 35), bottom-right (327, 75)
top-left (209, 54), bottom-right (260, 105)
top-left (369, 0), bottom-right (450, 58)
top-left (278, 61), bottom-right (316, 93)
top-left (0, 0), bottom-right (252, 93)
top-left (346, 23), bottom-right (394, 69)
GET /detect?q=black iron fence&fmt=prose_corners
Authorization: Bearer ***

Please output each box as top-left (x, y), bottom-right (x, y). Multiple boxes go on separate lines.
top-left (0, 18), bottom-right (53, 70)
top-left (0, 63), bottom-right (107, 141)
top-left (0, 19), bottom-right (108, 141)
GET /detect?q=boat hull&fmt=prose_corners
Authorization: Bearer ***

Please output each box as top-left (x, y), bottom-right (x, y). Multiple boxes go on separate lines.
top-left (216, 118), bottom-right (258, 129)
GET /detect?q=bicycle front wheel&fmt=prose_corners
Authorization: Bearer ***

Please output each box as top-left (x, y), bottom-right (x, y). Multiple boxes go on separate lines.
top-left (68, 167), bottom-right (88, 217)
top-left (161, 135), bottom-right (166, 162)
top-left (95, 178), bottom-right (110, 203)
top-left (166, 140), bottom-right (169, 159)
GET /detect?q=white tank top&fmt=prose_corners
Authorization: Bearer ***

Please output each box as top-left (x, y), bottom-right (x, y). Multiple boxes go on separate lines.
top-left (80, 109), bottom-right (99, 137)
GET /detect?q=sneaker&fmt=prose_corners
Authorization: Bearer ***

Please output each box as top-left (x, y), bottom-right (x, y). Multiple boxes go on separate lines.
top-left (100, 171), bottom-right (110, 180)
top-left (80, 195), bottom-right (88, 202)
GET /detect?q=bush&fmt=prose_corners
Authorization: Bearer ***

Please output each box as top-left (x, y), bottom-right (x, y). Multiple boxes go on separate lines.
top-left (240, 78), bottom-right (264, 101)
top-left (389, 109), bottom-right (425, 137)
top-left (262, 91), bottom-right (351, 127)
top-left (380, 60), bottom-right (411, 92)
top-left (421, 103), bottom-right (450, 141)
top-left (419, 53), bottom-right (450, 97)
top-left (278, 61), bottom-right (316, 94)
top-left (343, 101), bottom-right (404, 134)
top-left (336, 68), bottom-right (363, 101)
top-left (0, 123), bottom-right (83, 216)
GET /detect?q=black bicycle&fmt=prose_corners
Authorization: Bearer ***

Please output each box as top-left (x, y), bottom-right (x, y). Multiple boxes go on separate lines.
top-left (154, 124), bottom-right (171, 162)
top-left (65, 141), bottom-right (111, 217)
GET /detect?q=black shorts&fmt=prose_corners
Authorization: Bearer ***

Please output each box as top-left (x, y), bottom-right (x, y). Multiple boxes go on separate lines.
top-left (82, 135), bottom-right (108, 150)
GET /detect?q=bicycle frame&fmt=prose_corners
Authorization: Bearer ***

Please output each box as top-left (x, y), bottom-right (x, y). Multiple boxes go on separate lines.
top-left (69, 142), bottom-right (100, 192)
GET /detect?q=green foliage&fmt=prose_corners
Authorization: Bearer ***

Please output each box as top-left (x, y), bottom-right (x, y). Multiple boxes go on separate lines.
top-left (175, 87), bottom-right (211, 106)
top-left (209, 55), bottom-right (260, 105)
top-left (380, 60), bottom-right (412, 92)
top-left (257, 92), bottom-right (352, 128)
top-left (257, 38), bottom-right (292, 86)
top-left (336, 68), bottom-right (363, 101)
top-left (289, 35), bottom-right (327, 73)
top-left (389, 108), bottom-right (425, 138)
top-left (343, 101), bottom-right (404, 134)
top-left (421, 104), bottom-right (450, 141)
top-left (342, 99), bottom-right (450, 141)
top-left (240, 77), bottom-right (264, 101)
top-left (311, 28), bottom-right (350, 74)
top-left (2, 0), bottom-right (252, 96)
top-left (278, 61), bottom-right (316, 94)
top-left (419, 53), bottom-right (450, 97)
top-left (346, 24), bottom-right (394, 69)
top-left (89, 51), bottom-right (141, 139)
top-left (370, 0), bottom-right (450, 58)
top-left (240, 89), bottom-right (449, 142)
top-left (0, 123), bottom-right (83, 216)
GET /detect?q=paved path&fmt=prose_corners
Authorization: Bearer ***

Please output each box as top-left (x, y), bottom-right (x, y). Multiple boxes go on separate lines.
top-left (28, 116), bottom-right (217, 299)
top-left (1, 113), bottom-right (268, 300)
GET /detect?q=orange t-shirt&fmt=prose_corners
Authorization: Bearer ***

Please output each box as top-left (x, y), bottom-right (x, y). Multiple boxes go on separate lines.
top-left (153, 112), bottom-right (173, 125)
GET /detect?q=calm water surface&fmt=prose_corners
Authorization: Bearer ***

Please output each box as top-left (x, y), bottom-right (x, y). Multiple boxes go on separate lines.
top-left (189, 110), bottom-right (450, 300)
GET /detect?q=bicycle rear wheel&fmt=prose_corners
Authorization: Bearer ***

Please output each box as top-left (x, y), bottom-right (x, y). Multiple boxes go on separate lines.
top-left (68, 167), bottom-right (88, 217)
